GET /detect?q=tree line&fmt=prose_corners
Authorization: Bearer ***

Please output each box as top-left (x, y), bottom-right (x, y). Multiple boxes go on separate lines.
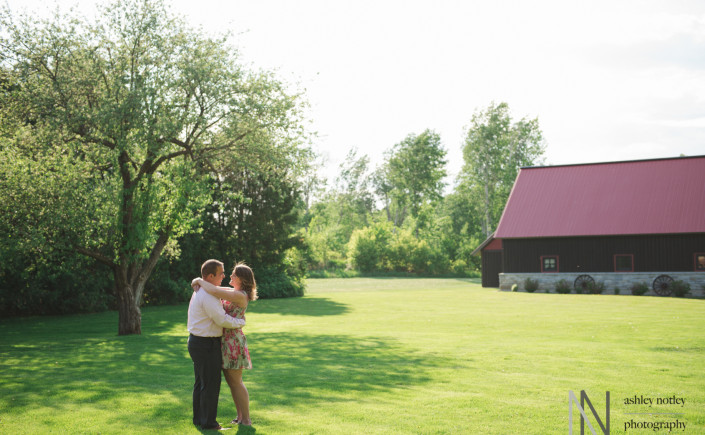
top-left (0, 0), bottom-right (545, 334)
top-left (303, 103), bottom-right (545, 277)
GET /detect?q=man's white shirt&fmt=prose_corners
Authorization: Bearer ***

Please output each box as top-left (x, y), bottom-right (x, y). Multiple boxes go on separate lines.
top-left (187, 287), bottom-right (245, 337)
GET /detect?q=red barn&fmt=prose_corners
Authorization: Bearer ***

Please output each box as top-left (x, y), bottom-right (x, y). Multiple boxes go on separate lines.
top-left (473, 155), bottom-right (705, 295)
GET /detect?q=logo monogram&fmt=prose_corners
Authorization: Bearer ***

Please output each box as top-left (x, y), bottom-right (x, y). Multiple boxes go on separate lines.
top-left (569, 390), bottom-right (610, 435)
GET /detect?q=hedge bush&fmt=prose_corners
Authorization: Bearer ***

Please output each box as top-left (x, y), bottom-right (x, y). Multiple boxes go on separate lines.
top-left (524, 278), bottom-right (539, 293)
top-left (255, 266), bottom-right (305, 298)
top-left (587, 281), bottom-right (606, 295)
top-left (0, 243), bottom-right (115, 317)
top-left (555, 279), bottom-right (571, 294)
top-left (671, 280), bottom-right (691, 298)
top-left (631, 282), bottom-right (649, 296)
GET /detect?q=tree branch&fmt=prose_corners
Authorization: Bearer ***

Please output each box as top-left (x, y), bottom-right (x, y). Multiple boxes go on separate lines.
top-left (149, 149), bottom-right (190, 173)
top-left (80, 133), bottom-right (116, 150)
top-left (197, 131), bottom-right (249, 156)
top-left (75, 246), bottom-right (116, 269)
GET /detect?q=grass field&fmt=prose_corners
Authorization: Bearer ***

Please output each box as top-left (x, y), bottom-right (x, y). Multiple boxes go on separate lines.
top-left (1, 278), bottom-right (704, 434)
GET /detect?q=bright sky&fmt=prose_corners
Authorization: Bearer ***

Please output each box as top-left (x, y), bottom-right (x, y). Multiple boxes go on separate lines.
top-left (6, 0), bottom-right (705, 187)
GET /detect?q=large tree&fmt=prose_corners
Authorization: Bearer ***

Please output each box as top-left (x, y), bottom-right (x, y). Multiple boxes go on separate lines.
top-left (195, 127), bottom-right (312, 296)
top-left (374, 129), bottom-right (447, 227)
top-left (459, 102), bottom-right (545, 237)
top-left (331, 148), bottom-right (375, 238)
top-left (0, 0), bottom-right (307, 334)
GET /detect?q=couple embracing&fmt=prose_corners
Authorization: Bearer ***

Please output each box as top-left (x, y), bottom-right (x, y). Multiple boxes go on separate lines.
top-left (187, 259), bottom-right (258, 430)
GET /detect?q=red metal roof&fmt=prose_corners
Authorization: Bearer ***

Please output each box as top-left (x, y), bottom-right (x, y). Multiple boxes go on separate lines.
top-left (470, 233), bottom-right (502, 255)
top-left (494, 156), bottom-right (705, 238)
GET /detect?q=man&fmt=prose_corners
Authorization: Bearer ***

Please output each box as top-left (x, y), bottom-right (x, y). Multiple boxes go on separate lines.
top-left (187, 259), bottom-right (246, 430)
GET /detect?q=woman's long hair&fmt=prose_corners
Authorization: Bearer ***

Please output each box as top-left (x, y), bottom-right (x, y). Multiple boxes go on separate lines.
top-left (232, 262), bottom-right (258, 301)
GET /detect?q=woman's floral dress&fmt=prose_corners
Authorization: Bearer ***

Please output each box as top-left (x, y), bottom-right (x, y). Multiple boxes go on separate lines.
top-left (221, 299), bottom-right (251, 370)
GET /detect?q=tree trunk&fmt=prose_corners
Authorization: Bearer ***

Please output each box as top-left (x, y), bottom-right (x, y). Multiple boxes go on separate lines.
top-left (115, 268), bottom-right (142, 335)
top-left (107, 230), bottom-right (169, 336)
top-left (483, 182), bottom-right (491, 237)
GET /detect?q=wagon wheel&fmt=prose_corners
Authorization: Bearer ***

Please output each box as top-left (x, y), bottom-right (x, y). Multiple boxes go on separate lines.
top-left (652, 274), bottom-right (674, 296)
top-left (574, 275), bottom-right (595, 293)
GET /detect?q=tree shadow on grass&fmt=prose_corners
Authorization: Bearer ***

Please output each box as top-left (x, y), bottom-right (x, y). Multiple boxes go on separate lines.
top-left (0, 311), bottom-right (449, 431)
top-left (0, 293), bottom-right (350, 349)
top-left (246, 332), bottom-right (437, 405)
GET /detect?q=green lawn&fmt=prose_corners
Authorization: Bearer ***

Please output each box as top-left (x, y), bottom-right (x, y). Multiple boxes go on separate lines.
top-left (1, 278), bottom-right (704, 434)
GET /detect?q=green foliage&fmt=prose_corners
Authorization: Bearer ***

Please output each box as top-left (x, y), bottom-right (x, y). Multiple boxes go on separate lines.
top-left (436, 190), bottom-right (483, 271)
top-left (374, 129), bottom-right (447, 227)
top-left (0, 0), bottom-right (312, 323)
top-left (524, 278), bottom-right (539, 293)
top-left (555, 279), bottom-right (572, 294)
top-left (511, 284), bottom-right (518, 292)
top-left (163, 162), bottom-right (311, 300)
top-left (255, 266), bottom-right (305, 298)
top-left (344, 211), bottom-right (468, 276)
top-left (303, 149), bottom-right (374, 271)
top-left (302, 122), bottom-right (505, 278)
top-left (671, 280), bottom-right (691, 298)
top-left (388, 228), bottom-right (432, 273)
top-left (307, 269), bottom-right (481, 279)
top-left (459, 102), bottom-right (545, 237)
top-left (305, 194), bottom-right (366, 270)
top-left (450, 259), bottom-right (471, 276)
top-left (141, 262), bottom-right (192, 306)
top-left (0, 249), bottom-right (113, 316)
top-left (631, 282), bottom-right (649, 296)
top-left (347, 221), bottom-right (392, 272)
top-left (335, 148), bottom-right (375, 218)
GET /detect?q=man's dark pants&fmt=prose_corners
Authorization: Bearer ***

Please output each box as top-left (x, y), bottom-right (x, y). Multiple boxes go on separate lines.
top-left (188, 334), bottom-right (222, 429)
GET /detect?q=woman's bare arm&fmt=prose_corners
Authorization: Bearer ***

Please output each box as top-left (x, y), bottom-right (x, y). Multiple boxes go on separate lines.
top-left (193, 278), bottom-right (247, 304)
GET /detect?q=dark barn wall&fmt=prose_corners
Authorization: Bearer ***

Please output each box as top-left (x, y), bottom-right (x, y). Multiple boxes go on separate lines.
top-left (481, 250), bottom-right (502, 287)
top-left (503, 233), bottom-right (705, 273)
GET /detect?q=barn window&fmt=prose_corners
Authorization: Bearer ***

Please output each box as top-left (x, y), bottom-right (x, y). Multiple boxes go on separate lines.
top-left (695, 253), bottom-right (705, 271)
top-left (614, 254), bottom-right (634, 272)
top-left (541, 255), bottom-right (559, 272)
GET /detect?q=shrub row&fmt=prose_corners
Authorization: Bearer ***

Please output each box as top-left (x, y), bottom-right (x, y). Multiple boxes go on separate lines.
top-left (347, 221), bottom-right (468, 275)
top-left (518, 278), bottom-right (695, 297)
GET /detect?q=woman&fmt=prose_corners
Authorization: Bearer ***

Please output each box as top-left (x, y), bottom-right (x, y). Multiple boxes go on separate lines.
top-left (193, 262), bottom-right (258, 426)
